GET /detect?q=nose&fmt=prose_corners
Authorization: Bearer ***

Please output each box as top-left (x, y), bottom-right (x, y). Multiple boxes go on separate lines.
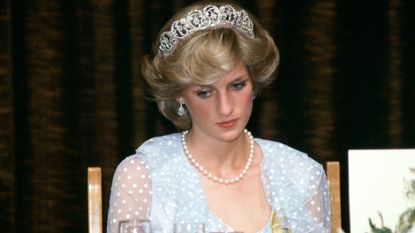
top-left (217, 91), bottom-right (234, 116)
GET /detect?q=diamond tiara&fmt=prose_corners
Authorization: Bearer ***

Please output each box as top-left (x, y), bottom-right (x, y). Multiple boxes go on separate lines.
top-left (157, 4), bottom-right (255, 58)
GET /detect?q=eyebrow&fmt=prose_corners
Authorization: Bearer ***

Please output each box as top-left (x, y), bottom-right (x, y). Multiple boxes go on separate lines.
top-left (229, 76), bottom-right (249, 84)
top-left (191, 73), bottom-right (250, 88)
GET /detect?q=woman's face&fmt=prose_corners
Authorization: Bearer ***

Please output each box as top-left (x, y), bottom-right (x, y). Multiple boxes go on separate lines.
top-left (180, 61), bottom-right (254, 142)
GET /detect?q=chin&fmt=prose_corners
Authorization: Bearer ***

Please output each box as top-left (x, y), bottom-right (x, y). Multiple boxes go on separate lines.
top-left (217, 127), bottom-right (246, 142)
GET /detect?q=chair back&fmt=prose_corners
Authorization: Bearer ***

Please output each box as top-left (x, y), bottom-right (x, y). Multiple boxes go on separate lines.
top-left (326, 161), bottom-right (342, 233)
top-left (88, 167), bottom-right (103, 233)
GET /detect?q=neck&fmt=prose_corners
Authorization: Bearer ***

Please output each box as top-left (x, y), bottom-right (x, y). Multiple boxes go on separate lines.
top-left (181, 129), bottom-right (255, 185)
top-left (186, 130), bottom-right (247, 165)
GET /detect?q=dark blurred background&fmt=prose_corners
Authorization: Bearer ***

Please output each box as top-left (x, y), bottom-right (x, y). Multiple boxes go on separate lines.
top-left (1, 0), bottom-right (414, 232)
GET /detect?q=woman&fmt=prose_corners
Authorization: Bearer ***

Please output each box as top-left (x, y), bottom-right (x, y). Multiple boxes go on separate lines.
top-left (107, 1), bottom-right (331, 232)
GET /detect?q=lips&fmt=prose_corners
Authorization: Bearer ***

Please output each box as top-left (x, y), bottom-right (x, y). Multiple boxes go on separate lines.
top-left (217, 119), bottom-right (238, 128)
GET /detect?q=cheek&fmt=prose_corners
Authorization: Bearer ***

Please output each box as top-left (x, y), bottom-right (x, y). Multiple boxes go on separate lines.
top-left (240, 87), bottom-right (254, 106)
top-left (241, 91), bottom-right (255, 115)
top-left (187, 101), bottom-right (212, 119)
top-left (243, 96), bottom-right (254, 111)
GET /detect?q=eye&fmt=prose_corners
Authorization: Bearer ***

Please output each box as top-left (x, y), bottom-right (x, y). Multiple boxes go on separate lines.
top-left (196, 88), bottom-right (213, 98)
top-left (229, 80), bottom-right (247, 90)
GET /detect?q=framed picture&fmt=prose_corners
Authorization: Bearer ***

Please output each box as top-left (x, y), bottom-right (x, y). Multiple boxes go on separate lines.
top-left (348, 149), bottom-right (415, 233)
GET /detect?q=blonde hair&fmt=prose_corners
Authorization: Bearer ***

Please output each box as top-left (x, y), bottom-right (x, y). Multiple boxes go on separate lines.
top-left (142, 1), bottom-right (280, 130)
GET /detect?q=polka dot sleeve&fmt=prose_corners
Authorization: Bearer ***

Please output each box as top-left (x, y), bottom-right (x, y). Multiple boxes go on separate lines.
top-left (107, 156), bottom-right (152, 233)
top-left (304, 166), bottom-right (331, 232)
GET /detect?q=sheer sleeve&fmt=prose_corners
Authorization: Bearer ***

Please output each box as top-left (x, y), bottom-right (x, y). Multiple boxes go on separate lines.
top-left (107, 156), bottom-right (152, 233)
top-left (304, 167), bottom-right (331, 232)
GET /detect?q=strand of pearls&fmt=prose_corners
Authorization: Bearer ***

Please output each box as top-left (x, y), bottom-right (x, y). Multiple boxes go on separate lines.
top-left (181, 129), bottom-right (254, 185)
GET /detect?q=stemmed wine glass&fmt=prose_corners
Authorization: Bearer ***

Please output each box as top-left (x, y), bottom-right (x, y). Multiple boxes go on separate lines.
top-left (173, 223), bottom-right (206, 233)
top-left (209, 231), bottom-right (243, 233)
top-left (118, 219), bottom-right (152, 233)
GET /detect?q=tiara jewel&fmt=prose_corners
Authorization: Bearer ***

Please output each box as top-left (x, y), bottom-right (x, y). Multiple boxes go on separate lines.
top-left (158, 4), bottom-right (255, 58)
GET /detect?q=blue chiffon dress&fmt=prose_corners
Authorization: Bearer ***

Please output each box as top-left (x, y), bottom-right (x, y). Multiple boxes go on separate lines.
top-left (107, 133), bottom-right (331, 233)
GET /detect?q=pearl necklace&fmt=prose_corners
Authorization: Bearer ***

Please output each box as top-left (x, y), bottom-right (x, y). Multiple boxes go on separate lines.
top-left (181, 129), bottom-right (254, 185)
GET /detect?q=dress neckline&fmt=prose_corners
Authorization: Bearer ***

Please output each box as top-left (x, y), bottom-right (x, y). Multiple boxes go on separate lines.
top-left (180, 137), bottom-right (272, 233)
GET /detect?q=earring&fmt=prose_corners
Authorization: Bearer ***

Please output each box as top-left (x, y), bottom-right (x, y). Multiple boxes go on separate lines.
top-left (177, 98), bottom-right (186, 116)
top-left (252, 91), bottom-right (256, 100)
